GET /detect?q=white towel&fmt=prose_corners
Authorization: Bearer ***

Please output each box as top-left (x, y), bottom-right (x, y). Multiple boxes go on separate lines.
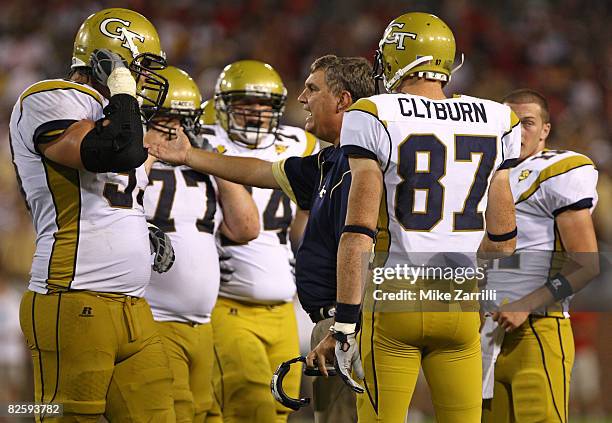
top-left (481, 315), bottom-right (505, 399)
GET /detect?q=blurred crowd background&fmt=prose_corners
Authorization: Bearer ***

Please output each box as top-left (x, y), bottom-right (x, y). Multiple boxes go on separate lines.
top-left (0, 0), bottom-right (610, 421)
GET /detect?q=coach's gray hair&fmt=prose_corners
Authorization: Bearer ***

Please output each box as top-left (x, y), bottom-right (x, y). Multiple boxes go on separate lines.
top-left (310, 55), bottom-right (375, 101)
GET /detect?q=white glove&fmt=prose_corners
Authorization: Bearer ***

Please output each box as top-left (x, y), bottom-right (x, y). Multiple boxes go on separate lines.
top-left (90, 48), bottom-right (136, 97)
top-left (331, 323), bottom-right (364, 393)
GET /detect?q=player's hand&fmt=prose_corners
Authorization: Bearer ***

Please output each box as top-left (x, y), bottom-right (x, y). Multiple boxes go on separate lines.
top-left (217, 243), bottom-right (235, 283)
top-left (306, 333), bottom-right (336, 377)
top-left (145, 126), bottom-right (192, 165)
top-left (333, 330), bottom-right (365, 393)
top-left (492, 300), bottom-right (530, 332)
top-left (90, 48), bottom-right (129, 87)
top-left (148, 223), bottom-right (175, 273)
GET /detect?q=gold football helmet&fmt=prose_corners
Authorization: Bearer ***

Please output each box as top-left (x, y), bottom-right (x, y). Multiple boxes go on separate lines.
top-left (373, 12), bottom-right (462, 93)
top-left (199, 99), bottom-right (216, 126)
top-left (142, 66), bottom-right (203, 146)
top-left (214, 60), bottom-right (287, 148)
top-left (72, 8), bottom-right (168, 115)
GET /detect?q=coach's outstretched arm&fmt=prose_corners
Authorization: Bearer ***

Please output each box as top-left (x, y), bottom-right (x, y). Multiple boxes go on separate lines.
top-left (145, 127), bottom-right (280, 189)
top-left (478, 168), bottom-right (517, 258)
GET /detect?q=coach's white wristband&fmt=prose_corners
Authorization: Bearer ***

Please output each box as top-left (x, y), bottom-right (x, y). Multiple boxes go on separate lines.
top-left (107, 67), bottom-right (137, 98)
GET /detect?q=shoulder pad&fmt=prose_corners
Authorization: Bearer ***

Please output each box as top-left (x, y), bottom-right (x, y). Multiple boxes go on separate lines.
top-left (20, 79), bottom-right (104, 107)
top-left (347, 98), bottom-right (379, 117)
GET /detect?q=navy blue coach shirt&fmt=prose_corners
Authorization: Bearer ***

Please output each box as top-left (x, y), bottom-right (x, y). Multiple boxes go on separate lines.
top-left (272, 146), bottom-right (351, 316)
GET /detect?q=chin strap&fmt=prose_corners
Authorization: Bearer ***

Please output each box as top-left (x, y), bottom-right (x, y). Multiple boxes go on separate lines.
top-left (382, 52), bottom-right (466, 91)
top-left (446, 53), bottom-right (465, 85)
top-left (452, 53), bottom-right (465, 75)
top-left (385, 55), bottom-right (434, 91)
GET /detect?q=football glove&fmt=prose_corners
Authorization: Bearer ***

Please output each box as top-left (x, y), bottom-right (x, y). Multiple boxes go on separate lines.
top-left (331, 326), bottom-right (365, 393)
top-left (90, 48), bottom-right (128, 86)
top-left (148, 223), bottom-right (175, 273)
top-left (90, 48), bottom-right (136, 97)
top-left (217, 243), bottom-right (235, 283)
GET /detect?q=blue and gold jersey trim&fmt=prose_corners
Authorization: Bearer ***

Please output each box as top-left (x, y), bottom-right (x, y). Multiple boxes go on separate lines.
top-left (303, 131), bottom-right (317, 157)
top-left (516, 155), bottom-right (595, 204)
top-left (20, 79), bottom-right (104, 108)
top-left (272, 159), bottom-right (298, 205)
top-left (42, 159), bottom-right (81, 289)
top-left (347, 98), bottom-right (379, 117)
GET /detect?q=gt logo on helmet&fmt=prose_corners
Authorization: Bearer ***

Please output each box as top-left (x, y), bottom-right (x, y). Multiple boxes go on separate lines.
top-left (99, 17), bottom-right (145, 58)
top-left (381, 23), bottom-right (417, 50)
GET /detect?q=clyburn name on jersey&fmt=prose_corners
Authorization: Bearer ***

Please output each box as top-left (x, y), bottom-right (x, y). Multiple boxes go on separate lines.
top-left (398, 97), bottom-right (487, 123)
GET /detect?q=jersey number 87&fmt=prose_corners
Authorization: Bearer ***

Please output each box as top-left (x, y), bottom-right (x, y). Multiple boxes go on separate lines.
top-left (396, 134), bottom-right (496, 232)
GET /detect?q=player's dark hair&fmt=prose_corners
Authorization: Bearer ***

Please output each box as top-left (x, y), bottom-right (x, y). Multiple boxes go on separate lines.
top-left (310, 55), bottom-right (375, 101)
top-left (68, 66), bottom-right (90, 80)
top-left (502, 88), bottom-right (550, 123)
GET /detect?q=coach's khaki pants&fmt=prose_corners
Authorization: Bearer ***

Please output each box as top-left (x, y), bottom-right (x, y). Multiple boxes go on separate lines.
top-left (20, 290), bottom-right (174, 422)
top-left (311, 317), bottom-right (358, 423)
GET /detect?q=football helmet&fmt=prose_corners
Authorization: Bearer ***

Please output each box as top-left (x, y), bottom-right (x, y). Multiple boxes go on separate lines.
top-left (72, 8), bottom-right (168, 117)
top-left (199, 99), bottom-right (216, 126)
top-left (373, 12), bottom-right (462, 93)
top-left (214, 60), bottom-right (287, 148)
top-left (270, 356), bottom-right (336, 411)
top-left (142, 66), bottom-right (203, 146)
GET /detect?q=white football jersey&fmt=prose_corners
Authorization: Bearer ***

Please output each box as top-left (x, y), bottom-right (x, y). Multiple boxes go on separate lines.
top-left (340, 94), bottom-right (521, 261)
top-left (204, 124), bottom-right (318, 303)
top-left (144, 161), bottom-right (221, 324)
top-left (487, 149), bottom-right (598, 312)
top-left (9, 79), bottom-right (151, 296)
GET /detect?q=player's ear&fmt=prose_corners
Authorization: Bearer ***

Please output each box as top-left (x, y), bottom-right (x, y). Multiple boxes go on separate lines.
top-left (541, 122), bottom-right (551, 142)
top-left (337, 90), bottom-right (353, 113)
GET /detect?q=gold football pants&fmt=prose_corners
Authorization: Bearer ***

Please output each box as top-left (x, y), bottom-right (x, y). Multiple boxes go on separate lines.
top-left (482, 316), bottom-right (574, 423)
top-left (19, 290), bottom-right (174, 422)
top-left (357, 310), bottom-right (482, 423)
top-left (156, 321), bottom-right (222, 423)
top-left (211, 297), bottom-right (300, 423)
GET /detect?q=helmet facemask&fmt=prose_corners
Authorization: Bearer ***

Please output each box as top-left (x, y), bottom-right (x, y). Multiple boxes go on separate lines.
top-left (372, 50), bottom-right (385, 95)
top-left (146, 106), bottom-right (203, 146)
top-left (71, 9), bottom-right (170, 123)
top-left (216, 91), bottom-right (285, 148)
top-left (131, 53), bottom-right (169, 123)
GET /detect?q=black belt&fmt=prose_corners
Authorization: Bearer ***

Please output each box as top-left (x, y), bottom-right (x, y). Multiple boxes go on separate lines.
top-left (308, 304), bottom-right (336, 323)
